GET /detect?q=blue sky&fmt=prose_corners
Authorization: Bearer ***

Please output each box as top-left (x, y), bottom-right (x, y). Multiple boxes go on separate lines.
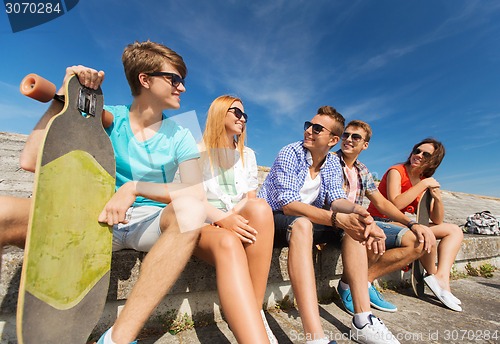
top-left (1, 1), bottom-right (500, 197)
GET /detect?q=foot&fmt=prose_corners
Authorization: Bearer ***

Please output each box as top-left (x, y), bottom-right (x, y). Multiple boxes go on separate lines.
top-left (350, 314), bottom-right (400, 344)
top-left (423, 275), bottom-right (462, 312)
top-left (442, 290), bottom-right (461, 305)
top-left (337, 282), bottom-right (354, 315)
top-left (97, 328), bottom-right (138, 344)
top-left (368, 284), bottom-right (397, 312)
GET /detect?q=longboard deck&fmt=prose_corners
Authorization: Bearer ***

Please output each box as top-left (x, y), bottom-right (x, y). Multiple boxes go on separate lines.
top-left (411, 189), bottom-right (432, 298)
top-left (17, 75), bottom-right (115, 344)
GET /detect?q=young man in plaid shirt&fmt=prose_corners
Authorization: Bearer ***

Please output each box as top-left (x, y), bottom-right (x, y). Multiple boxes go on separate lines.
top-left (259, 107), bottom-right (400, 344)
top-left (334, 120), bottom-right (435, 316)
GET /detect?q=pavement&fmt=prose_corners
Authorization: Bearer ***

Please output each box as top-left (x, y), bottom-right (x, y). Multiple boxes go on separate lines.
top-left (128, 273), bottom-right (500, 344)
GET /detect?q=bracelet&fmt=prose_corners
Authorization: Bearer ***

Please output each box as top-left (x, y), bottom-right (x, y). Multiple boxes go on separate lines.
top-left (331, 211), bottom-right (338, 229)
top-left (407, 220), bottom-right (418, 230)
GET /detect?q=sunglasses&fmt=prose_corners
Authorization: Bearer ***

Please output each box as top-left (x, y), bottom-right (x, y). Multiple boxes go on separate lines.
top-left (341, 132), bottom-right (364, 142)
top-left (228, 107), bottom-right (248, 122)
top-left (412, 148), bottom-right (432, 158)
top-left (146, 71), bottom-right (185, 88)
top-left (304, 121), bottom-right (332, 135)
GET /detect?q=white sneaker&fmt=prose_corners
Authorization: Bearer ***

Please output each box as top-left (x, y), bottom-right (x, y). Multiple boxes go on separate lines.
top-left (442, 290), bottom-right (461, 305)
top-left (260, 310), bottom-right (278, 344)
top-left (350, 314), bottom-right (400, 344)
top-left (423, 275), bottom-right (462, 312)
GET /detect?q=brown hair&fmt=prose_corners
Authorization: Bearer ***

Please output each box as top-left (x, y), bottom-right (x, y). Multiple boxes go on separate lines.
top-left (122, 41), bottom-right (187, 96)
top-left (345, 120), bottom-right (372, 142)
top-left (317, 105), bottom-right (345, 137)
top-left (405, 138), bottom-right (445, 178)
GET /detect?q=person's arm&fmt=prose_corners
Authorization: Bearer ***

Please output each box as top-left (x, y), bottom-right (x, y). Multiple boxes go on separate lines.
top-left (367, 190), bottom-right (435, 252)
top-left (282, 200), bottom-right (332, 225)
top-left (20, 66), bottom-right (105, 172)
top-left (386, 169), bottom-right (438, 209)
top-left (336, 212), bottom-right (386, 254)
top-left (331, 198), bottom-right (369, 216)
top-left (98, 158), bottom-right (205, 225)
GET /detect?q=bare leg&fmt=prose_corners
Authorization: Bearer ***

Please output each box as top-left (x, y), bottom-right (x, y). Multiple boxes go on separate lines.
top-left (429, 223), bottom-right (463, 291)
top-left (0, 196), bottom-right (31, 274)
top-left (111, 196), bottom-right (205, 344)
top-left (342, 235), bottom-right (370, 313)
top-left (368, 231), bottom-right (424, 282)
top-left (237, 198), bottom-right (274, 306)
top-left (288, 218), bottom-right (326, 340)
top-left (194, 224), bottom-right (269, 344)
top-left (419, 245), bottom-right (438, 275)
top-left (0, 196), bottom-right (30, 248)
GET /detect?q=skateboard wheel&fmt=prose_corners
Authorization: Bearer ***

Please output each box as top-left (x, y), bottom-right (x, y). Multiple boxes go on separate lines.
top-left (20, 73), bottom-right (57, 103)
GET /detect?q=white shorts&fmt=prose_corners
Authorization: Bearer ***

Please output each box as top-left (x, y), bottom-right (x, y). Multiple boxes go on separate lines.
top-left (112, 206), bottom-right (164, 252)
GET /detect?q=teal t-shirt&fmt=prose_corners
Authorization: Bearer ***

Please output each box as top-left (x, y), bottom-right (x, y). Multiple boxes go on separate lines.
top-left (104, 105), bottom-right (200, 207)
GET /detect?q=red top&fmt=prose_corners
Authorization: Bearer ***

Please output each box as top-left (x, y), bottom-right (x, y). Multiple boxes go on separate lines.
top-left (367, 164), bottom-right (421, 218)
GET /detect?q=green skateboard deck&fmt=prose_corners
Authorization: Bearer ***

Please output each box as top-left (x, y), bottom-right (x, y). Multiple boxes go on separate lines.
top-left (411, 189), bottom-right (432, 298)
top-left (17, 75), bottom-right (115, 343)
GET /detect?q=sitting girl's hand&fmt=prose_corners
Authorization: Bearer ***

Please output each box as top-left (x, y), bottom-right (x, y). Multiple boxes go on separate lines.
top-left (215, 213), bottom-right (257, 244)
top-left (423, 177), bottom-right (440, 189)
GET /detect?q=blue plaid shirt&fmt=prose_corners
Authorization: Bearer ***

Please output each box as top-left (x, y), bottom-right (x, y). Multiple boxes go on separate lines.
top-left (334, 150), bottom-right (378, 206)
top-left (258, 141), bottom-right (347, 211)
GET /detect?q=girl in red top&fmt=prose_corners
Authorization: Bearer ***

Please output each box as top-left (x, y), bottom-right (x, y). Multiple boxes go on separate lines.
top-left (368, 138), bottom-right (463, 312)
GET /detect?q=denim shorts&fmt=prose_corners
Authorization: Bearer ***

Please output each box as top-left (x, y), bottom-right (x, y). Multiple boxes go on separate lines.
top-left (375, 220), bottom-right (409, 249)
top-left (112, 205), bottom-right (164, 252)
top-left (272, 211), bottom-right (344, 248)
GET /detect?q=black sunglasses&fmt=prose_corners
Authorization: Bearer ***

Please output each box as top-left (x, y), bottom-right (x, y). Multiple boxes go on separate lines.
top-left (228, 107), bottom-right (248, 122)
top-left (304, 121), bottom-right (332, 135)
top-left (412, 147), bottom-right (432, 158)
top-left (146, 71), bottom-right (185, 88)
top-left (341, 132), bottom-right (364, 142)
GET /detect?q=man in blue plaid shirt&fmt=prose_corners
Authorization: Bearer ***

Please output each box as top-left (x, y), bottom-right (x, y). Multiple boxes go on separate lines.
top-left (259, 107), bottom-right (400, 344)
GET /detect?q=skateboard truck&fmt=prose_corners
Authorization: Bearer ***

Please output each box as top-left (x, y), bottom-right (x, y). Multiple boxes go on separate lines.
top-left (78, 87), bottom-right (97, 117)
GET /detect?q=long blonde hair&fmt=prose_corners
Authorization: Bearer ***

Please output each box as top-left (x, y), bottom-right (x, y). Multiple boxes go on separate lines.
top-left (201, 95), bottom-right (246, 170)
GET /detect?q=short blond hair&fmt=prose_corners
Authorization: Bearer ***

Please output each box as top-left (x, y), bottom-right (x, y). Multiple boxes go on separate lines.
top-left (345, 120), bottom-right (372, 142)
top-left (317, 106), bottom-right (345, 137)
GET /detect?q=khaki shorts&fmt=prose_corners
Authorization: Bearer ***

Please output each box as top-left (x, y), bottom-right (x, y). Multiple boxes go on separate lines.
top-left (112, 206), bottom-right (164, 252)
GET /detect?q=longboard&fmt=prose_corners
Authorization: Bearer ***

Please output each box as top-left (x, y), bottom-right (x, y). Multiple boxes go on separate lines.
top-left (411, 188), bottom-right (432, 298)
top-left (17, 74), bottom-right (115, 343)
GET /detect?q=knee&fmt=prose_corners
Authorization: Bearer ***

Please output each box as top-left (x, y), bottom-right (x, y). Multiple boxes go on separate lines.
top-left (440, 223), bottom-right (464, 242)
top-left (451, 224), bottom-right (464, 241)
top-left (216, 231), bottom-right (243, 255)
top-left (245, 198), bottom-right (272, 217)
top-left (162, 196), bottom-right (206, 234)
top-left (289, 218), bottom-right (313, 245)
top-left (402, 232), bottom-right (426, 259)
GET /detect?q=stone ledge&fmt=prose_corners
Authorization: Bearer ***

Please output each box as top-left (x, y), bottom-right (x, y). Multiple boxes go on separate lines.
top-left (2, 235), bottom-right (499, 317)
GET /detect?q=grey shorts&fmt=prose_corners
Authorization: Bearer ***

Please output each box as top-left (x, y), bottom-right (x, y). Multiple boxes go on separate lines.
top-left (112, 206), bottom-right (164, 252)
top-left (375, 220), bottom-right (409, 249)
